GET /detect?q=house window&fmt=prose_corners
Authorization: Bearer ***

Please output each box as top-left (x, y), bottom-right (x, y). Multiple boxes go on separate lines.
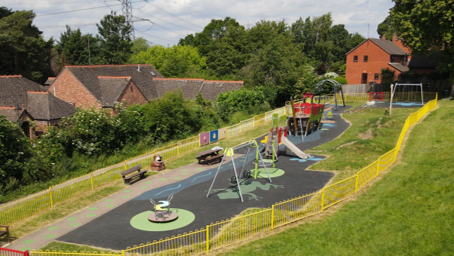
top-left (374, 73), bottom-right (379, 80)
top-left (353, 56), bottom-right (358, 62)
top-left (364, 56), bottom-right (368, 62)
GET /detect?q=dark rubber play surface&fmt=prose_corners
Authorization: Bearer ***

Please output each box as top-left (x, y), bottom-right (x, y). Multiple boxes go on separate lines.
top-left (57, 105), bottom-right (352, 250)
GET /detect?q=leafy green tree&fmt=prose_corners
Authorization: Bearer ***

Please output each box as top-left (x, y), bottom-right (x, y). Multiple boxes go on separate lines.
top-left (97, 11), bottom-right (132, 64)
top-left (54, 26), bottom-right (102, 67)
top-left (390, 0), bottom-right (454, 77)
top-left (377, 16), bottom-right (394, 40)
top-left (140, 91), bottom-right (201, 142)
top-left (0, 116), bottom-right (33, 192)
top-left (130, 37), bottom-right (150, 55)
top-left (130, 44), bottom-right (206, 77)
top-left (0, 7), bottom-right (53, 83)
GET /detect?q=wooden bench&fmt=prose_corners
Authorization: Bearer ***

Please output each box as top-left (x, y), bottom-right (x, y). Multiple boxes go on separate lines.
top-left (121, 165), bottom-right (147, 184)
top-left (0, 225), bottom-right (9, 243)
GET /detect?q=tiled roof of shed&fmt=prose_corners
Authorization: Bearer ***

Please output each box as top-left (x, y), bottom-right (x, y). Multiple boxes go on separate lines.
top-left (388, 63), bottom-right (409, 72)
top-left (26, 91), bottom-right (76, 120)
top-left (98, 76), bottom-right (131, 107)
top-left (0, 75), bottom-right (46, 108)
top-left (65, 64), bottom-right (163, 101)
top-left (408, 52), bottom-right (441, 69)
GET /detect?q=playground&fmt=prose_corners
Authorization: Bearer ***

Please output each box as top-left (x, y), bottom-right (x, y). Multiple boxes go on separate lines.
top-left (4, 85), bottom-right (437, 253)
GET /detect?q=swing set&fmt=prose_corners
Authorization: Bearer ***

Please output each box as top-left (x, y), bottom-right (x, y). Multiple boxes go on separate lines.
top-left (206, 140), bottom-right (275, 202)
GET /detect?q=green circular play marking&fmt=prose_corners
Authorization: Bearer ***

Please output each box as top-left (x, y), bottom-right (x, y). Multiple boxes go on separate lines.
top-left (122, 195), bottom-right (131, 199)
top-left (256, 168), bottom-right (285, 178)
top-left (106, 204), bottom-right (115, 208)
top-left (196, 168), bottom-right (204, 171)
top-left (123, 190), bottom-right (132, 193)
top-left (105, 199), bottom-right (114, 202)
top-left (180, 169), bottom-right (188, 172)
top-left (159, 178), bottom-right (167, 181)
top-left (67, 217), bottom-right (77, 222)
top-left (174, 177), bottom-right (181, 180)
top-left (48, 226), bottom-right (59, 231)
top-left (86, 213), bottom-right (97, 217)
top-left (140, 186), bottom-right (148, 189)
top-left (22, 239), bottom-right (34, 245)
top-left (20, 247), bottom-right (32, 251)
top-left (43, 234), bottom-right (55, 239)
top-left (182, 173), bottom-right (189, 175)
top-left (145, 181), bottom-right (153, 184)
top-left (69, 223), bottom-right (80, 227)
top-left (89, 207), bottom-right (98, 211)
top-left (130, 209), bottom-right (195, 232)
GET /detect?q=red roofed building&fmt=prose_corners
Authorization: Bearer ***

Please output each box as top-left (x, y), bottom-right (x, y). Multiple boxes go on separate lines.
top-left (345, 34), bottom-right (411, 84)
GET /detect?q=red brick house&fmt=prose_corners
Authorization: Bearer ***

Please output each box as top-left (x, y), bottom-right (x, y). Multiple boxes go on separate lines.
top-left (49, 64), bottom-right (244, 109)
top-left (0, 75), bottom-right (75, 138)
top-left (345, 34), bottom-right (411, 84)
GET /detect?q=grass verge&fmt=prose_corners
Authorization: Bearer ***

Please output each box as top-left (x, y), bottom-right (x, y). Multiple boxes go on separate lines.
top-left (216, 99), bottom-right (452, 255)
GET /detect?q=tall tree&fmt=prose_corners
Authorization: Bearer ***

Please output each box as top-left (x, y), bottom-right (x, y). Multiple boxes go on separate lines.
top-left (55, 26), bottom-right (101, 67)
top-left (97, 12), bottom-right (132, 64)
top-left (0, 7), bottom-right (53, 83)
top-left (377, 16), bottom-right (394, 40)
top-left (390, 0), bottom-right (454, 77)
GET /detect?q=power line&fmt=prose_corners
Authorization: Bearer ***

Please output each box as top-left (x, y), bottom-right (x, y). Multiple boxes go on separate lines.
top-left (135, 31), bottom-right (177, 44)
top-left (144, 2), bottom-right (203, 29)
top-left (136, 9), bottom-right (195, 32)
top-left (35, 0), bottom-right (144, 17)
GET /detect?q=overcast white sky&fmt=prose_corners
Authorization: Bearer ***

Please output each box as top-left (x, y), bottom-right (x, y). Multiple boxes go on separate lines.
top-left (1, 0), bottom-right (395, 46)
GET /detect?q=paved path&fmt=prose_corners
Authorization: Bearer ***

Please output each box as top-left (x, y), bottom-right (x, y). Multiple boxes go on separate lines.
top-left (5, 161), bottom-right (231, 252)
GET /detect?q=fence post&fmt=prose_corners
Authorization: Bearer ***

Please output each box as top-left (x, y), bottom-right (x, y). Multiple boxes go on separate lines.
top-left (355, 173), bottom-right (359, 193)
top-left (271, 205), bottom-right (275, 230)
top-left (376, 160), bottom-right (380, 176)
top-left (49, 187), bottom-right (53, 207)
top-left (121, 250), bottom-right (125, 256)
top-left (177, 142), bottom-right (180, 156)
top-left (321, 188), bottom-right (325, 212)
top-left (206, 225), bottom-right (210, 253)
top-left (124, 160), bottom-right (127, 170)
top-left (91, 172), bottom-right (94, 191)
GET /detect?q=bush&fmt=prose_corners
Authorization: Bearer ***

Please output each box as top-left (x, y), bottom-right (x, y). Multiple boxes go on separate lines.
top-left (334, 76), bottom-right (348, 85)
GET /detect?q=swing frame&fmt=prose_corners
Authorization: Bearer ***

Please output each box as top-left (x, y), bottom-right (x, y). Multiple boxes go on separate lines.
top-left (206, 140), bottom-right (272, 202)
top-left (392, 83), bottom-right (424, 105)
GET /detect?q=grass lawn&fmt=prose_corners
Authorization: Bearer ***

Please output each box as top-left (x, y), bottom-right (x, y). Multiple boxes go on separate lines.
top-left (217, 99), bottom-right (453, 255)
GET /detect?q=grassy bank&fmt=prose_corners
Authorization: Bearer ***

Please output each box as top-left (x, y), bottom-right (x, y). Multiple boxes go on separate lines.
top-left (218, 99), bottom-right (452, 255)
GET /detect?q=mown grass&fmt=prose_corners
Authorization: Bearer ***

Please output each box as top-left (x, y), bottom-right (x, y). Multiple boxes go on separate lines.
top-left (217, 99), bottom-right (453, 255)
top-left (39, 241), bottom-right (118, 254)
top-left (308, 106), bottom-right (414, 182)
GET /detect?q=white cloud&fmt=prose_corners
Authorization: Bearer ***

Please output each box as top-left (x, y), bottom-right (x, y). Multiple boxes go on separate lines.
top-left (2, 0), bottom-right (394, 46)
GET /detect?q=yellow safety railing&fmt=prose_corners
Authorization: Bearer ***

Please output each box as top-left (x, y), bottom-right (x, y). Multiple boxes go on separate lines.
top-left (2, 93), bottom-right (438, 256)
top-left (121, 94), bottom-right (438, 255)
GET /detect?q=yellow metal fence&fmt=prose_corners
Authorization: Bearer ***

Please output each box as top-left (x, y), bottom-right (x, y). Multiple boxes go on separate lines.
top-left (120, 94), bottom-right (438, 255)
top-left (10, 93), bottom-right (439, 256)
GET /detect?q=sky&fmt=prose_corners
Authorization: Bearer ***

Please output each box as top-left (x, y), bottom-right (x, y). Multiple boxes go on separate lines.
top-left (1, 0), bottom-right (395, 46)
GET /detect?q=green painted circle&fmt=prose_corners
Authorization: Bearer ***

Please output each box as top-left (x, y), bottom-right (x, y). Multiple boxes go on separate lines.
top-left (174, 177), bottom-right (181, 180)
top-left (196, 168), bottom-right (204, 171)
top-left (140, 186), bottom-right (148, 189)
top-left (44, 234), bottom-right (55, 239)
top-left (256, 168), bottom-right (285, 178)
top-left (159, 178), bottom-right (166, 181)
top-left (106, 204), bottom-right (115, 208)
top-left (180, 169), bottom-right (188, 172)
top-left (20, 247), bottom-right (32, 251)
top-left (22, 239), bottom-right (34, 245)
top-left (67, 217), bottom-right (77, 221)
top-left (122, 195), bottom-right (130, 199)
top-left (124, 190), bottom-right (132, 193)
top-left (69, 223), bottom-right (80, 227)
top-left (146, 181), bottom-right (153, 184)
top-left (48, 226), bottom-right (59, 231)
top-left (182, 173), bottom-right (189, 175)
top-left (89, 207), bottom-right (98, 211)
top-left (86, 213), bottom-right (97, 217)
top-left (105, 199), bottom-right (114, 202)
top-left (130, 209), bottom-right (195, 232)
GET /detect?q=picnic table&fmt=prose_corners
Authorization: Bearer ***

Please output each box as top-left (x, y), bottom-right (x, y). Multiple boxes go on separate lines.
top-left (196, 149), bottom-right (224, 165)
